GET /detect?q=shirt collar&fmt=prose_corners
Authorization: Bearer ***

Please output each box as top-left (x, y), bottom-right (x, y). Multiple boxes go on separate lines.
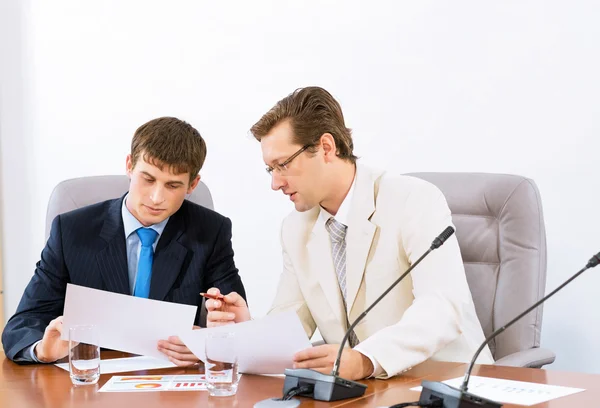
top-left (121, 194), bottom-right (169, 239)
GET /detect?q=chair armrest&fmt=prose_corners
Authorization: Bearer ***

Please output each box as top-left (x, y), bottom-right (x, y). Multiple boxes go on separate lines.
top-left (493, 348), bottom-right (556, 368)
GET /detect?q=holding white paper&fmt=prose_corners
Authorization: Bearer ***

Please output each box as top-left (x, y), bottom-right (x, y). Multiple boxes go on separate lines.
top-left (179, 311), bottom-right (311, 375)
top-left (62, 284), bottom-right (197, 360)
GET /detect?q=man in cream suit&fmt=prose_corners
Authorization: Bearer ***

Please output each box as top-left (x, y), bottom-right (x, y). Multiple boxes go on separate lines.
top-left (206, 86), bottom-right (494, 380)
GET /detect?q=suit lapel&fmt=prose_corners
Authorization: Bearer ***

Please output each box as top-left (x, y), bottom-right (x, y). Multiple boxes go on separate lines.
top-left (306, 210), bottom-right (346, 326)
top-left (149, 209), bottom-right (189, 301)
top-left (97, 197), bottom-right (130, 295)
top-left (345, 165), bottom-right (377, 315)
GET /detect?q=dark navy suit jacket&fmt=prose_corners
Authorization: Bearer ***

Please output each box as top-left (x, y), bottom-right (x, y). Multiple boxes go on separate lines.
top-left (1, 196), bottom-right (246, 362)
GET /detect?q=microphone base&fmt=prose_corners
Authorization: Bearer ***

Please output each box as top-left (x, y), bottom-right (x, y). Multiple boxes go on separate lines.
top-left (283, 368), bottom-right (367, 401)
top-left (419, 380), bottom-right (502, 408)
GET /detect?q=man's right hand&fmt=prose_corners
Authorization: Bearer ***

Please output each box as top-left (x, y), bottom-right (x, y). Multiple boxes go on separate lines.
top-left (34, 316), bottom-right (69, 363)
top-left (205, 288), bottom-right (251, 327)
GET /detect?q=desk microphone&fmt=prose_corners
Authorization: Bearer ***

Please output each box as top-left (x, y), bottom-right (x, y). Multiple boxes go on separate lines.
top-left (279, 226), bottom-right (456, 402)
top-left (417, 251), bottom-right (600, 408)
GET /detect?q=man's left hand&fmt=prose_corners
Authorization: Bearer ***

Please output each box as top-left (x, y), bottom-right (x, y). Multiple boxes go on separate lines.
top-left (157, 325), bottom-right (201, 367)
top-left (292, 344), bottom-right (374, 381)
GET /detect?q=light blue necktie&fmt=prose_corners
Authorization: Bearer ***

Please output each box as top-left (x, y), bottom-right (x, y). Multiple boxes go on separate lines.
top-left (133, 227), bottom-right (159, 298)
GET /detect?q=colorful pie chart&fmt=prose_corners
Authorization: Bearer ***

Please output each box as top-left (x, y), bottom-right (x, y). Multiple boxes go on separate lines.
top-left (134, 383), bottom-right (162, 389)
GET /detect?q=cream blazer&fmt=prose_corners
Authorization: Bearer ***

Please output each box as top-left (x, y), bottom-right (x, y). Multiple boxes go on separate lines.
top-left (268, 164), bottom-right (494, 378)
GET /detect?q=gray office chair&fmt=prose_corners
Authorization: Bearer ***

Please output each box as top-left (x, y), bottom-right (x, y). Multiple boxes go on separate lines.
top-left (45, 175), bottom-right (213, 239)
top-left (45, 175), bottom-right (214, 326)
top-left (408, 172), bottom-right (555, 368)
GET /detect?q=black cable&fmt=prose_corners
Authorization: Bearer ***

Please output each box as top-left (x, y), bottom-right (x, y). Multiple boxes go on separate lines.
top-left (282, 384), bottom-right (314, 400)
top-left (389, 399), bottom-right (443, 408)
top-left (281, 386), bottom-right (299, 400)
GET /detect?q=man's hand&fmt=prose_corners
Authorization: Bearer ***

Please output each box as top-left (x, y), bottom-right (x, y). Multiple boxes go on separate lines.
top-left (158, 325), bottom-right (201, 367)
top-left (34, 316), bottom-right (69, 363)
top-left (292, 344), bottom-right (374, 381)
top-left (205, 288), bottom-right (251, 328)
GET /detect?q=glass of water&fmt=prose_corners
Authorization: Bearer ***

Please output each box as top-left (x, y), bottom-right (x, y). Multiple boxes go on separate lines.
top-left (69, 325), bottom-right (100, 385)
top-left (205, 332), bottom-right (239, 396)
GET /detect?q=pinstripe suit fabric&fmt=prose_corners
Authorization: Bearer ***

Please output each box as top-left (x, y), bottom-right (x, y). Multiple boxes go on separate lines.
top-left (2, 196), bottom-right (246, 362)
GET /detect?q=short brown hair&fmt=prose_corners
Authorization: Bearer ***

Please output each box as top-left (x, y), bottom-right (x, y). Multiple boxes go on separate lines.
top-left (131, 117), bottom-right (207, 183)
top-left (250, 87), bottom-right (357, 163)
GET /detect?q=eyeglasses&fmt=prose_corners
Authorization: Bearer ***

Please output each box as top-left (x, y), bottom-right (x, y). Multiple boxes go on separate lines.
top-left (265, 145), bottom-right (310, 175)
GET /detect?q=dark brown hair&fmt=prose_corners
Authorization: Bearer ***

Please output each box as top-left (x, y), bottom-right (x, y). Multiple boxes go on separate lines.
top-left (131, 117), bottom-right (207, 182)
top-left (250, 87), bottom-right (357, 163)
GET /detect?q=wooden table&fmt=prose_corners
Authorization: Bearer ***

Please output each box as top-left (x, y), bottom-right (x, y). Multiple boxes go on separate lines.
top-left (1, 351), bottom-right (597, 407)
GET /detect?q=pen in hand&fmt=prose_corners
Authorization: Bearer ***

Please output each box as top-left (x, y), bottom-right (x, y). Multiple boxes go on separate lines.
top-left (200, 292), bottom-right (226, 313)
top-left (200, 292), bottom-right (225, 300)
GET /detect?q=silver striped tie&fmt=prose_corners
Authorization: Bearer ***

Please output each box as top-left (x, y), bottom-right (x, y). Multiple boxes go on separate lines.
top-left (325, 217), bottom-right (360, 348)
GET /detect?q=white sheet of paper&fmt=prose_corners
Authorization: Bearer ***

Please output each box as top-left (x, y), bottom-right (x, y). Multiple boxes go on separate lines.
top-left (409, 376), bottom-right (585, 406)
top-left (61, 284), bottom-right (198, 360)
top-left (179, 311), bottom-right (311, 375)
top-left (55, 356), bottom-right (177, 374)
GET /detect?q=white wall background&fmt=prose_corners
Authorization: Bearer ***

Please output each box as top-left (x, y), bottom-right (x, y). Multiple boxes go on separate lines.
top-left (1, 0), bottom-right (599, 372)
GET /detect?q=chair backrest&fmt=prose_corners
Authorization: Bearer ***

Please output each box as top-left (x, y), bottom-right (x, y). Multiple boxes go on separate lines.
top-left (407, 172), bottom-right (547, 360)
top-left (45, 175), bottom-right (214, 239)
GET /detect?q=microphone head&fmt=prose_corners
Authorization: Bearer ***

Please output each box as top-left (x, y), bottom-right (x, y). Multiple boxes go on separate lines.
top-left (587, 252), bottom-right (600, 268)
top-left (431, 226), bottom-right (455, 249)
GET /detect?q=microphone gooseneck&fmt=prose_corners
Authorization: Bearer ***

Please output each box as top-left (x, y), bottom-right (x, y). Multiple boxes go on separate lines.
top-left (332, 226), bottom-right (455, 377)
top-left (460, 251), bottom-right (600, 392)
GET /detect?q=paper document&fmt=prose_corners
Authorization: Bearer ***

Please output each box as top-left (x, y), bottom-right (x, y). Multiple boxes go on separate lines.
top-left (55, 356), bottom-right (177, 374)
top-left (409, 376), bottom-right (585, 406)
top-left (99, 374), bottom-right (208, 392)
top-left (179, 311), bottom-right (311, 375)
top-left (62, 284), bottom-right (198, 360)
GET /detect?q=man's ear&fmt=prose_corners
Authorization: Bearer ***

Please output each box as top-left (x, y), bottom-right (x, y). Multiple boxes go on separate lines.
top-left (187, 174), bottom-right (201, 194)
top-left (320, 133), bottom-right (337, 162)
top-left (126, 154), bottom-right (134, 178)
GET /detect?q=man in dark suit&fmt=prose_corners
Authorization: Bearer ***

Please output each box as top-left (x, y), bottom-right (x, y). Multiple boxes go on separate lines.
top-left (1, 117), bottom-right (246, 366)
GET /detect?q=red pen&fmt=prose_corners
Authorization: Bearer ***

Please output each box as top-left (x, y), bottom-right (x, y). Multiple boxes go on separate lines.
top-left (200, 292), bottom-right (226, 312)
top-left (200, 292), bottom-right (225, 300)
